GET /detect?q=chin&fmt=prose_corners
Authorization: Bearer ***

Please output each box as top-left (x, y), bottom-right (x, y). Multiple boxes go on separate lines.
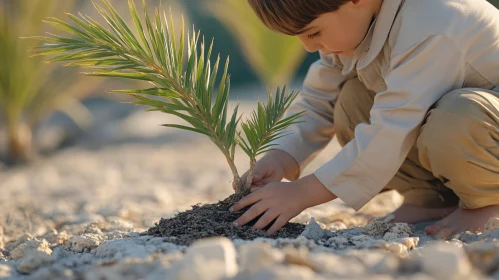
top-left (338, 49), bottom-right (355, 57)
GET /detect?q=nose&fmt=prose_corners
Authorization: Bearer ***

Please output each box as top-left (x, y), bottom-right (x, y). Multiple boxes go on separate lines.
top-left (299, 37), bottom-right (322, 53)
top-left (303, 42), bottom-right (321, 53)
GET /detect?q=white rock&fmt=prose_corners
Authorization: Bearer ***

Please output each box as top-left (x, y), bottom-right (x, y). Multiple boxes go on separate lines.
top-left (94, 236), bottom-right (179, 260)
top-left (43, 230), bottom-right (70, 246)
top-left (301, 218), bottom-right (325, 241)
top-left (182, 237), bottom-right (237, 278)
top-left (86, 257), bottom-right (166, 280)
top-left (28, 266), bottom-right (75, 280)
top-left (324, 236), bottom-right (349, 249)
top-left (350, 235), bottom-right (377, 249)
top-left (65, 234), bottom-right (101, 253)
top-left (172, 256), bottom-right (228, 280)
top-left (239, 241), bottom-right (284, 274)
top-left (357, 251), bottom-right (399, 274)
top-left (465, 240), bottom-right (499, 275)
top-left (308, 252), bottom-right (366, 277)
top-left (250, 265), bottom-right (322, 280)
top-left (0, 264), bottom-right (12, 278)
top-left (485, 217), bottom-right (499, 233)
top-left (274, 236), bottom-right (318, 250)
top-left (17, 250), bottom-right (53, 274)
top-left (397, 237), bottom-right (419, 250)
top-left (10, 239), bottom-right (52, 260)
top-left (382, 232), bottom-right (399, 241)
top-left (419, 243), bottom-right (472, 279)
top-left (383, 242), bottom-right (408, 255)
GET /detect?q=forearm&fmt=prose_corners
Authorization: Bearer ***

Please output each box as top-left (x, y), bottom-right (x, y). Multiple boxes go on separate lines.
top-left (297, 174), bottom-right (337, 208)
top-left (267, 55), bottom-right (346, 176)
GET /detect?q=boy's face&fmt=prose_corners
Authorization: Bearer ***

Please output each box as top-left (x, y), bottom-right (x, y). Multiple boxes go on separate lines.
top-left (296, 0), bottom-right (380, 57)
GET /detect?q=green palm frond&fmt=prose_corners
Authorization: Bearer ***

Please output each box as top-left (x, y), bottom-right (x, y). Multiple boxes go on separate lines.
top-left (238, 87), bottom-right (304, 158)
top-left (31, 0), bottom-right (240, 163)
top-left (30, 0), bottom-right (306, 191)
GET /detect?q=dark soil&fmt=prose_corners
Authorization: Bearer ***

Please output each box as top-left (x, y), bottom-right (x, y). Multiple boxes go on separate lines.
top-left (146, 191), bottom-right (306, 246)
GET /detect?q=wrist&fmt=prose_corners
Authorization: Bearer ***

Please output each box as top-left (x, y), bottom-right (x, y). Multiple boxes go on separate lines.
top-left (296, 174), bottom-right (337, 208)
top-left (267, 149), bottom-right (300, 181)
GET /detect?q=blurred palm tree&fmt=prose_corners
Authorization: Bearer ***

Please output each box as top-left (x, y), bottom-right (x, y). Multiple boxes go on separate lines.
top-left (206, 0), bottom-right (307, 88)
top-left (0, 0), bottom-right (103, 164)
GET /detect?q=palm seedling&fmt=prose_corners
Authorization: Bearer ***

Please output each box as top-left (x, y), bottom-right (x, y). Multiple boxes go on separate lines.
top-left (28, 0), bottom-right (305, 198)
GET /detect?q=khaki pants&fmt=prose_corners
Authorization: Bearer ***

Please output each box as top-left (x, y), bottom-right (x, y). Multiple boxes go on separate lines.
top-left (335, 78), bottom-right (499, 209)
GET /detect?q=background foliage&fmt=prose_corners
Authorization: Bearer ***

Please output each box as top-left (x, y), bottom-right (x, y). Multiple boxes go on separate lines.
top-left (0, 0), bottom-right (498, 164)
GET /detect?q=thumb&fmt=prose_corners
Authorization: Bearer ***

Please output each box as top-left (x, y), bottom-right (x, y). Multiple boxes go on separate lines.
top-left (252, 174), bottom-right (263, 182)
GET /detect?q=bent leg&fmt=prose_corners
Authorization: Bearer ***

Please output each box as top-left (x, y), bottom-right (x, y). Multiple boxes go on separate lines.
top-left (417, 88), bottom-right (499, 237)
top-left (335, 77), bottom-right (458, 211)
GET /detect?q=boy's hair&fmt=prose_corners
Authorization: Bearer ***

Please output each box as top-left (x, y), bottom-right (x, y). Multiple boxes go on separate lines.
top-left (247, 0), bottom-right (350, 35)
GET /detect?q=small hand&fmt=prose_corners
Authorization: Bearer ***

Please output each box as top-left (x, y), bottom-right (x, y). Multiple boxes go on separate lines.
top-left (231, 175), bottom-right (337, 234)
top-left (232, 150), bottom-right (299, 191)
top-left (230, 181), bottom-right (307, 234)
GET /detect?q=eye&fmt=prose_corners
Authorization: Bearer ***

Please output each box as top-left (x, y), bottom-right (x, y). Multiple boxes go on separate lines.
top-left (307, 32), bottom-right (320, 39)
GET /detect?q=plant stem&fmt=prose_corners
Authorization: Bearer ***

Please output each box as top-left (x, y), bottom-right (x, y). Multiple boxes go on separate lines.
top-left (244, 157), bottom-right (257, 191)
top-left (230, 157), bottom-right (256, 203)
top-left (227, 155), bottom-right (241, 189)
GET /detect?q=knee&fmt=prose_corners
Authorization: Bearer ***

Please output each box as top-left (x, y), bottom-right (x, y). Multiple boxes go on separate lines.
top-left (417, 88), bottom-right (494, 154)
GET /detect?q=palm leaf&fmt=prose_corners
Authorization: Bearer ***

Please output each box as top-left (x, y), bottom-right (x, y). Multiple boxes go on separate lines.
top-left (30, 0), bottom-right (241, 170)
top-left (238, 87), bottom-right (305, 158)
top-left (30, 0), bottom-right (309, 190)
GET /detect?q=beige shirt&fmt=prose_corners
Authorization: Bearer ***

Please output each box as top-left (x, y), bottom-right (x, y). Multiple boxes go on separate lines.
top-left (272, 0), bottom-right (499, 210)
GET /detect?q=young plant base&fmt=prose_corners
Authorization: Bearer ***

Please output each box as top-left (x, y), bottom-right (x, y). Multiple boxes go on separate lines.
top-left (146, 190), bottom-right (305, 245)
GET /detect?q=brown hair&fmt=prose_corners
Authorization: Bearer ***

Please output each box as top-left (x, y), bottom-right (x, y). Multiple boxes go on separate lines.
top-left (247, 0), bottom-right (351, 35)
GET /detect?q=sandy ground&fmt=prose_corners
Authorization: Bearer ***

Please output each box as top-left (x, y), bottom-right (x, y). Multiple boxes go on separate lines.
top-left (1, 99), bottom-right (499, 279)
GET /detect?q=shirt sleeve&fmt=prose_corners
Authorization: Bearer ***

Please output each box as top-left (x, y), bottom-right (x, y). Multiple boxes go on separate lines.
top-left (269, 52), bottom-right (353, 174)
top-left (314, 35), bottom-right (467, 211)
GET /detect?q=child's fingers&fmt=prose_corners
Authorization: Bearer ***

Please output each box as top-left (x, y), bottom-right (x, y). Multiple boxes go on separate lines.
top-left (260, 174), bottom-right (281, 185)
top-left (250, 186), bottom-right (263, 192)
top-left (252, 174), bottom-right (262, 182)
top-left (232, 170), bottom-right (265, 190)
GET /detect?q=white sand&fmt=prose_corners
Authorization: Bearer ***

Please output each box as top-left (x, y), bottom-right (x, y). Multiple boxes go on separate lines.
top-left (0, 100), bottom-right (498, 279)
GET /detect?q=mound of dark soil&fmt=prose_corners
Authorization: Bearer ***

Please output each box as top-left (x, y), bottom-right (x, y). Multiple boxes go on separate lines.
top-left (146, 192), bottom-right (306, 246)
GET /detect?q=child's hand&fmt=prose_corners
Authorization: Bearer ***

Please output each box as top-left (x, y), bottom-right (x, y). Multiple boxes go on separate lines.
top-left (231, 174), bottom-right (337, 234)
top-left (230, 181), bottom-right (307, 234)
top-left (232, 150), bottom-right (299, 191)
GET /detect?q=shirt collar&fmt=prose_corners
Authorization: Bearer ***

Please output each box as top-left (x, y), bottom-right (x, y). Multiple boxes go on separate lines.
top-left (340, 0), bottom-right (404, 72)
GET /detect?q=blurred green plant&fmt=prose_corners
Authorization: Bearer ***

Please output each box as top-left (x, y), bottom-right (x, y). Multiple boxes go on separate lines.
top-left (29, 0), bottom-right (304, 197)
top-left (0, 0), bottom-right (101, 164)
top-left (206, 0), bottom-right (307, 88)
top-left (490, 0), bottom-right (499, 8)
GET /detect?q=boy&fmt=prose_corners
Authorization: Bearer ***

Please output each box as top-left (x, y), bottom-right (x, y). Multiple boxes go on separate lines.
top-left (231, 0), bottom-right (499, 239)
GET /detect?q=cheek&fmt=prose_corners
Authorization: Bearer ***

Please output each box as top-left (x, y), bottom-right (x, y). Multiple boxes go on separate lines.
top-left (321, 24), bottom-right (369, 51)
top-left (320, 29), bottom-right (357, 50)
